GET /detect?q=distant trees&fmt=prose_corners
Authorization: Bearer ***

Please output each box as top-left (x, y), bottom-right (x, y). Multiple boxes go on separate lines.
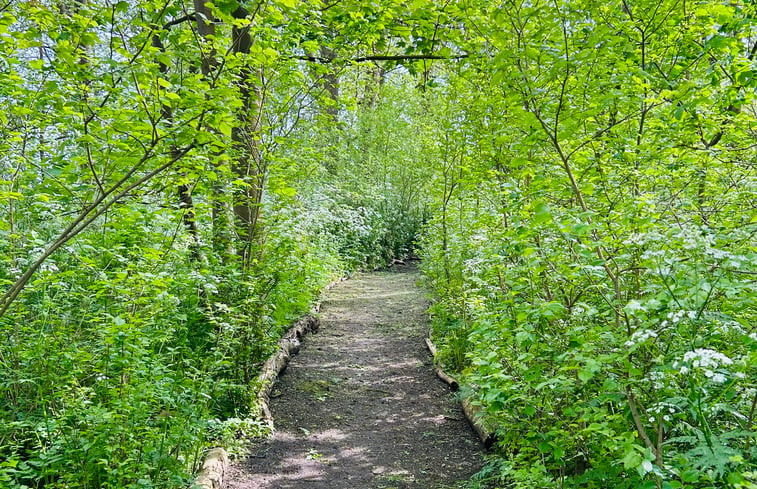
top-left (3, 0), bottom-right (752, 487)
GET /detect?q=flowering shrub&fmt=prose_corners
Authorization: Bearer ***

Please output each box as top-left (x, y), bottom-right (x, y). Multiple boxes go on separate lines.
top-left (423, 202), bottom-right (755, 488)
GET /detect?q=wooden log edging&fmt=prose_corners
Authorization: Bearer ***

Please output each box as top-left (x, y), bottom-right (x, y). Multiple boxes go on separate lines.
top-left (191, 276), bottom-right (346, 489)
top-left (192, 448), bottom-right (229, 489)
top-left (461, 398), bottom-right (497, 449)
top-left (424, 338), bottom-right (460, 390)
top-left (256, 314), bottom-right (319, 428)
top-left (424, 337), bottom-right (497, 449)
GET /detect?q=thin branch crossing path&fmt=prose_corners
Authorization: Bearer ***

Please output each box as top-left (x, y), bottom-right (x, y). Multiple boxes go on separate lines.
top-left (225, 264), bottom-right (483, 488)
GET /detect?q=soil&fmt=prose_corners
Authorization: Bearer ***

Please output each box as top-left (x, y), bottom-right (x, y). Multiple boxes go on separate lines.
top-left (224, 263), bottom-right (484, 489)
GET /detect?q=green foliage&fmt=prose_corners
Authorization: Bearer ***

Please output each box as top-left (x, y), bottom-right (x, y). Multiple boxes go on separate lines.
top-left (2, 0), bottom-right (755, 487)
top-left (0, 1), bottom-right (426, 487)
top-left (419, 1), bottom-right (757, 488)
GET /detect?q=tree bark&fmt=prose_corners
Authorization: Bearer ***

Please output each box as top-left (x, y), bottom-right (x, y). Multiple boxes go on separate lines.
top-left (190, 0), bottom-right (234, 260)
top-left (152, 29), bottom-right (201, 260)
top-left (319, 45), bottom-right (340, 122)
top-left (231, 6), bottom-right (265, 266)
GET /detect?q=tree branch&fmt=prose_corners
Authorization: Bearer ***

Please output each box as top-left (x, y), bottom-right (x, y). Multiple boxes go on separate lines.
top-left (0, 144), bottom-right (196, 319)
top-left (294, 53), bottom-right (469, 63)
top-left (164, 12), bottom-right (197, 29)
top-left (626, 387), bottom-right (657, 453)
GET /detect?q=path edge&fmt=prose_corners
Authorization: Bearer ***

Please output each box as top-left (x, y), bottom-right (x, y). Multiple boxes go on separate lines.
top-left (190, 276), bottom-right (347, 489)
top-left (424, 337), bottom-right (498, 449)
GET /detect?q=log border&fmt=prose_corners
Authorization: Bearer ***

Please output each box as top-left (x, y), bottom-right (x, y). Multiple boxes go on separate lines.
top-left (191, 276), bottom-right (347, 489)
top-left (424, 337), bottom-right (497, 449)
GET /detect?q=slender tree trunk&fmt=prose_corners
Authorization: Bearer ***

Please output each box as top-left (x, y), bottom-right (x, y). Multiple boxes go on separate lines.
top-left (231, 6), bottom-right (265, 267)
top-left (194, 0), bottom-right (216, 75)
top-left (369, 63), bottom-right (385, 108)
top-left (191, 0), bottom-right (233, 260)
top-left (152, 31), bottom-right (201, 260)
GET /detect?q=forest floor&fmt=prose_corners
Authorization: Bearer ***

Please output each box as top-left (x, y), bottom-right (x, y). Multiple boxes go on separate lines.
top-left (224, 263), bottom-right (484, 489)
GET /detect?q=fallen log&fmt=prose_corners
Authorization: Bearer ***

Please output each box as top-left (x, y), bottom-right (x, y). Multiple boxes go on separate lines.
top-left (255, 316), bottom-right (320, 426)
top-left (424, 337), bottom-right (437, 357)
top-left (191, 318), bottom-right (322, 488)
top-left (192, 448), bottom-right (229, 489)
top-left (434, 366), bottom-right (460, 391)
top-left (462, 398), bottom-right (497, 449)
top-left (192, 276), bottom-right (341, 488)
top-left (425, 336), bottom-right (496, 447)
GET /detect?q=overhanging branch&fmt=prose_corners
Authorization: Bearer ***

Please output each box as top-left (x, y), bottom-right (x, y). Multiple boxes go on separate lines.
top-left (164, 12), bottom-right (197, 29)
top-left (295, 53), bottom-right (469, 63)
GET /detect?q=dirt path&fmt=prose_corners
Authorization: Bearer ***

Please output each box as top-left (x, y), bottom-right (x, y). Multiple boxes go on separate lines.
top-left (224, 264), bottom-right (484, 489)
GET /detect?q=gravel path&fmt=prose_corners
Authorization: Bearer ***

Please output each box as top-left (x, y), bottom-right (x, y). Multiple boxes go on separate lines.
top-left (224, 264), bottom-right (483, 489)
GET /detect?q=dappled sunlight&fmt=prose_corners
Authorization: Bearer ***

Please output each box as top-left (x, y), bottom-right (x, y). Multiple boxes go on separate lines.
top-left (225, 267), bottom-right (483, 488)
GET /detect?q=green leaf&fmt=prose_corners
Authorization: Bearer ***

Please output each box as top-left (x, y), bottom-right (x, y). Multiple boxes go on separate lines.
top-left (218, 120), bottom-right (232, 137)
top-left (578, 367), bottom-right (595, 382)
top-left (622, 450), bottom-right (643, 470)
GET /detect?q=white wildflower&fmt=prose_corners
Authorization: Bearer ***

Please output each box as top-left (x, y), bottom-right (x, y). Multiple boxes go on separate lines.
top-left (682, 348), bottom-right (733, 369)
top-left (642, 249), bottom-right (666, 260)
top-left (667, 310), bottom-right (697, 324)
top-left (710, 373), bottom-right (726, 384)
top-left (656, 265), bottom-right (673, 276)
top-left (625, 300), bottom-right (645, 313)
top-left (647, 371), bottom-right (666, 389)
top-left (623, 233), bottom-right (646, 246)
top-left (624, 329), bottom-right (657, 347)
top-left (705, 247), bottom-right (730, 260)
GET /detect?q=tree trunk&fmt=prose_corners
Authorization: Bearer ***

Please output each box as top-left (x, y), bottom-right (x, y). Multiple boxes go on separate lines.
top-left (231, 6), bottom-right (265, 266)
top-left (319, 45), bottom-right (340, 122)
top-left (191, 0), bottom-right (233, 261)
top-left (152, 30), bottom-right (201, 259)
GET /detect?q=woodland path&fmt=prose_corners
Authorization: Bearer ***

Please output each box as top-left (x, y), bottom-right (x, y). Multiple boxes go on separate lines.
top-left (224, 264), bottom-right (484, 489)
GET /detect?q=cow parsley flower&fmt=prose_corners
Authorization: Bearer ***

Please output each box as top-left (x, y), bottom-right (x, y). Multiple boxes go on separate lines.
top-left (646, 370), bottom-right (666, 389)
top-left (624, 329), bottom-right (657, 347)
top-left (705, 247), bottom-right (730, 260)
top-left (711, 373), bottom-right (726, 384)
top-left (667, 310), bottom-right (698, 324)
top-left (682, 349), bottom-right (733, 369)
